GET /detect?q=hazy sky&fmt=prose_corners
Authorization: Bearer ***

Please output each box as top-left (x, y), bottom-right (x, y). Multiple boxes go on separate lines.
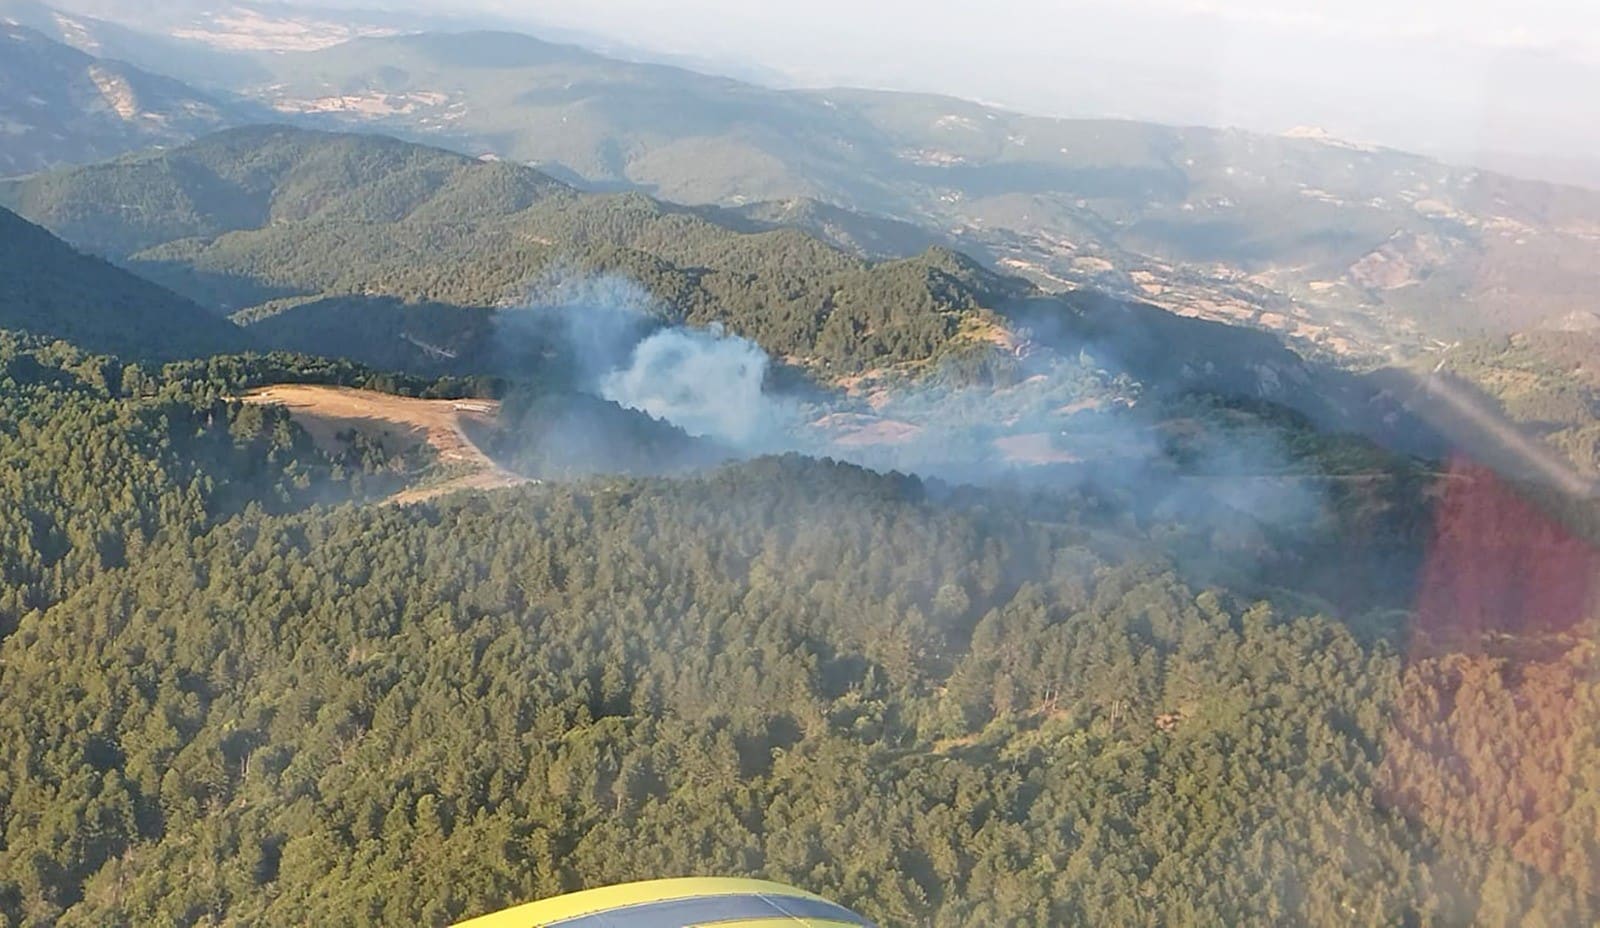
top-left (384, 0), bottom-right (1594, 160)
top-left (301, 0), bottom-right (1600, 181)
top-left (484, 0), bottom-right (1600, 63)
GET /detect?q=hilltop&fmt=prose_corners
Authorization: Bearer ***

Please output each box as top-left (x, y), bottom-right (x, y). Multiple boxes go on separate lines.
top-left (0, 336), bottom-right (1591, 925)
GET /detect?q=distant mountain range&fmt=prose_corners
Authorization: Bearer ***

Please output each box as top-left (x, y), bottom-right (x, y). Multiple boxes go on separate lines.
top-left (5, 9), bottom-right (1599, 365)
top-left (0, 21), bottom-right (248, 176)
top-left (216, 29), bottom-right (1600, 359)
top-left (0, 4), bottom-right (1593, 486)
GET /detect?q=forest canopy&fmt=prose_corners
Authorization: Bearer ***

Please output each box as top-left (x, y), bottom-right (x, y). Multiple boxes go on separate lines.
top-left (1, 330), bottom-right (1598, 927)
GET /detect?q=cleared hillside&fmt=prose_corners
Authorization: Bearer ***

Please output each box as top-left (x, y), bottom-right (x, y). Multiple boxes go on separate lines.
top-left (240, 384), bottom-right (523, 504)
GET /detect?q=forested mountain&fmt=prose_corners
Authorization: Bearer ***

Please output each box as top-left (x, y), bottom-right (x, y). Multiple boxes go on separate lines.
top-left (0, 23), bottom-right (244, 177)
top-left (0, 143), bottom-right (1593, 923)
top-left (0, 335), bottom-right (431, 635)
top-left (1425, 326), bottom-right (1600, 476)
top-left (704, 197), bottom-right (955, 261)
top-left (0, 130), bottom-right (1350, 391)
top-left (0, 206), bottom-right (250, 359)
top-left (2, 337), bottom-right (1598, 924)
top-left (215, 29), bottom-right (1600, 356)
top-left (0, 5), bottom-right (1595, 926)
top-left (0, 127), bottom-right (1034, 376)
top-left (0, 125), bottom-right (571, 260)
top-left (11, 127), bottom-right (1573, 480)
top-left (13, 126), bottom-right (1593, 492)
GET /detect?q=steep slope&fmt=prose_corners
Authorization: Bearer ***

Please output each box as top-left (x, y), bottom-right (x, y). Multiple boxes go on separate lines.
top-left (1424, 328), bottom-right (1600, 477)
top-left (0, 206), bottom-right (250, 359)
top-left (0, 23), bottom-right (245, 177)
top-left (228, 30), bottom-right (1600, 357)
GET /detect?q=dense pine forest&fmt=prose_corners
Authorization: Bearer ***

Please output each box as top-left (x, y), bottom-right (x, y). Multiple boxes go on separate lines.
top-left (0, 209), bottom-right (249, 361)
top-left (2, 329), bottom-right (1598, 926)
top-left (0, 112), bottom-right (1595, 928)
top-left (0, 0), bottom-right (1598, 921)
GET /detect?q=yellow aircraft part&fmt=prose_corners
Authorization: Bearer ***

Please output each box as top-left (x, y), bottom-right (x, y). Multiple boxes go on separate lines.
top-left (694, 922), bottom-right (864, 928)
top-left (452, 877), bottom-right (869, 928)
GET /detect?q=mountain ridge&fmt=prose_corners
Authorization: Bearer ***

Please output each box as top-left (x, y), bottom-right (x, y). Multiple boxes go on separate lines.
top-left (7, 125), bottom-right (1588, 488)
top-left (221, 27), bottom-right (1600, 360)
top-left (0, 204), bottom-right (251, 359)
top-left (0, 127), bottom-right (996, 374)
top-left (9, 12), bottom-right (1599, 363)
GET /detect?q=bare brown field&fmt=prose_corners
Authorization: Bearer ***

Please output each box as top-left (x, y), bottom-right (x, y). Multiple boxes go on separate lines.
top-left (240, 385), bottom-right (526, 504)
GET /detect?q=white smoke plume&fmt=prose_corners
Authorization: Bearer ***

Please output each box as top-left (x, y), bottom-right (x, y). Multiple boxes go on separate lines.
top-left (600, 324), bottom-right (789, 448)
top-left (499, 267), bottom-right (798, 451)
top-left (495, 269), bottom-right (1339, 536)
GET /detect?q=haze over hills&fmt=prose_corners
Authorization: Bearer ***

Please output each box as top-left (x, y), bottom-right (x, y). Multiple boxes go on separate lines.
top-left (25, 0), bottom-right (413, 52)
top-left (15, 124), bottom-right (1590, 492)
top-left (0, 0), bottom-right (271, 88)
top-left (7, 5), bottom-right (1599, 365)
top-left (3, 7), bottom-right (1593, 485)
top-left (456, 1), bottom-right (1600, 186)
top-left (0, 22), bottom-right (252, 176)
top-left (42, 0), bottom-right (1600, 192)
top-left (195, 28), bottom-right (1599, 362)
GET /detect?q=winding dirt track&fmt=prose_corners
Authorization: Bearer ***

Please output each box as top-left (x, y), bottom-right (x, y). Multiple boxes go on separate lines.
top-left (240, 385), bottom-right (526, 504)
